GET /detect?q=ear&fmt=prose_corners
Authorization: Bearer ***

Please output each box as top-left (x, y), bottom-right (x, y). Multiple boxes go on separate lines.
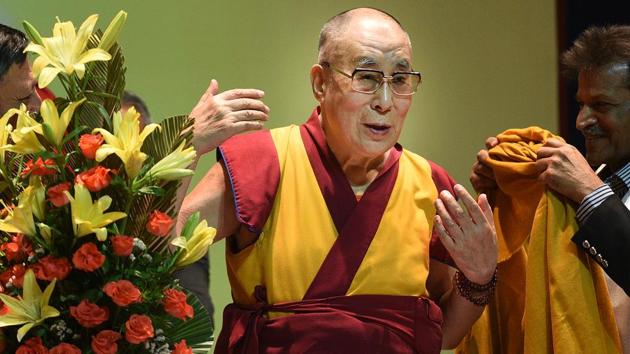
top-left (310, 64), bottom-right (325, 102)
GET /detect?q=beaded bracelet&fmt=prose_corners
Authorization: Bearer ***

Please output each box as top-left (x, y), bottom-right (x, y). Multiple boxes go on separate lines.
top-left (454, 267), bottom-right (498, 306)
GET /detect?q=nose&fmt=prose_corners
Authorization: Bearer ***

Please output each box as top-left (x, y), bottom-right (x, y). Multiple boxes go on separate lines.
top-left (575, 105), bottom-right (596, 132)
top-left (371, 80), bottom-right (393, 114)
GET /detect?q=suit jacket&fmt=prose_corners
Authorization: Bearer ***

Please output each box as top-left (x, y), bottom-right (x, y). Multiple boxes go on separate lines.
top-left (572, 196), bottom-right (630, 296)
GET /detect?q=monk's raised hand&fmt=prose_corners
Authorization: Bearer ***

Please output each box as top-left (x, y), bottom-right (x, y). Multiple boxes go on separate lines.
top-left (188, 79), bottom-right (270, 156)
top-left (434, 184), bottom-right (497, 284)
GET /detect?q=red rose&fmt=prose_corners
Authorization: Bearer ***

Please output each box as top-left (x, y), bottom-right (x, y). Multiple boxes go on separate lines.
top-left (16, 336), bottom-right (48, 354)
top-left (162, 288), bottom-right (193, 321)
top-left (72, 243), bottom-right (106, 272)
top-left (70, 299), bottom-right (109, 328)
top-left (91, 330), bottom-right (122, 354)
top-left (75, 166), bottom-right (113, 192)
top-left (79, 133), bottom-right (104, 160)
top-left (111, 235), bottom-right (134, 257)
top-left (124, 314), bottom-right (154, 344)
top-left (21, 157), bottom-right (57, 177)
top-left (32, 256), bottom-right (72, 281)
top-left (146, 210), bottom-right (173, 237)
top-left (0, 264), bottom-right (26, 288)
top-left (0, 234), bottom-right (32, 262)
top-left (47, 182), bottom-right (72, 207)
top-left (103, 280), bottom-right (142, 307)
top-left (50, 343), bottom-right (81, 354)
top-left (173, 339), bottom-right (193, 354)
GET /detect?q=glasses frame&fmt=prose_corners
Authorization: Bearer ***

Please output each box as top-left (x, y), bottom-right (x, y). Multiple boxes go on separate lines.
top-left (321, 62), bottom-right (422, 96)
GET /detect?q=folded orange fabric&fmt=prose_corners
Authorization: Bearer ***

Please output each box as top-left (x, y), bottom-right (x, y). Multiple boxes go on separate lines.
top-left (456, 127), bottom-right (620, 354)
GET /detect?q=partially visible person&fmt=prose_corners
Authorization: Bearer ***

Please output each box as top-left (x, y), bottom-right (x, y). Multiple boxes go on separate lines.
top-left (0, 23), bottom-right (41, 113)
top-left (471, 25), bottom-right (630, 352)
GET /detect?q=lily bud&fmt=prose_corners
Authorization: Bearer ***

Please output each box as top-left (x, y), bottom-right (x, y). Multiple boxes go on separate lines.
top-left (99, 10), bottom-right (127, 51)
top-left (22, 20), bottom-right (44, 45)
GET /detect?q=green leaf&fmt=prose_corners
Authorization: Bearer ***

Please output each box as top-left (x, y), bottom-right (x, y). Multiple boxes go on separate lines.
top-left (62, 125), bottom-right (88, 145)
top-left (181, 212), bottom-right (200, 239)
top-left (161, 289), bottom-right (214, 351)
top-left (138, 186), bottom-right (165, 197)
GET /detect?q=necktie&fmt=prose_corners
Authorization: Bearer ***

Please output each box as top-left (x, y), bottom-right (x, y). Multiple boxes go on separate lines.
top-left (607, 174), bottom-right (629, 198)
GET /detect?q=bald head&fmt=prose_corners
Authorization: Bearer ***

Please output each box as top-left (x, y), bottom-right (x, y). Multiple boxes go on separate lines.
top-left (318, 8), bottom-right (411, 63)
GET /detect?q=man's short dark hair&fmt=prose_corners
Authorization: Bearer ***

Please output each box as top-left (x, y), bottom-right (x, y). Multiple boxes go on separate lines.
top-left (122, 90), bottom-right (151, 120)
top-left (561, 25), bottom-right (630, 87)
top-left (0, 24), bottom-right (28, 81)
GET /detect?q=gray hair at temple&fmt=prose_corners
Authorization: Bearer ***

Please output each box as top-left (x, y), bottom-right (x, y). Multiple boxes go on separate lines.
top-left (317, 7), bottom-right (411, 64)
top-left (561, 25), bottom-right (630, 88)
top-left (122, 90), bottom-right (152, 128)
top-left (0, 23), bottom-right (28, 82)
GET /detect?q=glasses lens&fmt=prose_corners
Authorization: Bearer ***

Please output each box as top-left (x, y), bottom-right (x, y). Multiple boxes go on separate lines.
top-left (390, 73), bottom-right (420, 95)
top-left (352, 70), bottom-right (384, 93)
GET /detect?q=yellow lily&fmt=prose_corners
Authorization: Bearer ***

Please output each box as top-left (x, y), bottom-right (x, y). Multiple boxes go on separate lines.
top-left (0, 269), bottom-right (59, 342)
top-left (1, 104), bottom-right (45, 155)
top-left (147, 141), bottom-right (196, 181)
top-left (40, 98), bottom-right (85, 147)
top-left (66, 183), bottom-right (126, 241)
top-left (171, 220), bottom-right (216, 267)
top-left (98, 10), bottom-right (128, 52)
top-left (93, 107), bottom-right (160, 179)
top-left (0, 187), bottom-right (38, 237)
top-left (0, 107), bottom-right (13, 164)
top-left (24, 14), bottom-right (112, 88)
top-left (27, 176), bottom-right (46, 221)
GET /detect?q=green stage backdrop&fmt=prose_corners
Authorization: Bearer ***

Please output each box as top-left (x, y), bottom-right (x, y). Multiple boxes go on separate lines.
top-left (2, 1), bottom-right (557, 351)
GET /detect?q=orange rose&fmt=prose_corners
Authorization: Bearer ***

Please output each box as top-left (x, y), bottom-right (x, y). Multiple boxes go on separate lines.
top-left (173, 339), bottom-right (193, 354)
top-left (47, 182), bottom-right (72, 207)
top-left (32, 256), bottom-right (72, 281)
top-left (103, 280), bottom-right (142, 307)
top-left (124, 314), bottom-right (154, 344)
top-left (21, 157), bottom-right (57, 177)
top-left (50, 343), bottom-right (81, 354)
top-left (111, 235), bottom-right (134, 257)
top-left (16, 336), bottom-right (47, 354)
top-left (79, 133), bottom-right (104, 160)
top-left (75, 166), bottom-right (113, 192)
top-left (146, 210), bottom-right (173, 237)
top-left (91, 330), bottom-right (122, 354)
top-left (70, 299), bottom-right (109, 328)
top-left (72, 243), bottom-right (106, 272)
top-left (0, 264), bottom-right (26, 288)
top-left (0, 234), bottom-right (32, 262)
top-left (162, 288), bottom-right (193, 321)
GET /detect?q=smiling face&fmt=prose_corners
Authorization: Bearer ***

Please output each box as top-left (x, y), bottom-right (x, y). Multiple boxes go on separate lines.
top-left (575, 63), bottom-right (630, 170)
top-left (313, 11), bottom-right (414, 163)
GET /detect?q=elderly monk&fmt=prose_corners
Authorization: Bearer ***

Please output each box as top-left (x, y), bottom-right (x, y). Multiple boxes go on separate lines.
top-left (179, 7), bottom-right (498, 353)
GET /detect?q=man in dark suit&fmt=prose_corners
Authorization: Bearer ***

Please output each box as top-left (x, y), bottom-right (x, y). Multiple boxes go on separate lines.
top-left (471, 25), bottom-right (630, 351)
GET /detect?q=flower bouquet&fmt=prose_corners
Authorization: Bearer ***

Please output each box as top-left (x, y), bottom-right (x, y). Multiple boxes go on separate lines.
top-left (0, 11), bottom-right (215, 353)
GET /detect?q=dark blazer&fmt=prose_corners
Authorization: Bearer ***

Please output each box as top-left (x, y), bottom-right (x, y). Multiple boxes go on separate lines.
top-left (572, 196), bottom-right (630, 296)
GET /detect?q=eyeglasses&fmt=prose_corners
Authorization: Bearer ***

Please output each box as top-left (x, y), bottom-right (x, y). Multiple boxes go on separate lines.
top-left (321, 62), bottom-right (421, 96)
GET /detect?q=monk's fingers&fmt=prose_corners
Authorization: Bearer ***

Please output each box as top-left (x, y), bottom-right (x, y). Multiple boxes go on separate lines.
top-left (439, 190), bottom-right (474, 231)
top-left (435, 198), bottom-right (464, 241)
top-left (477, 194), bottom-right (495, 229)
top-left (434, 215), bottom-right (457, 251)
top-left (453, 184), bottom-right (485, 224)
top-left (223, 98), bottom-right (270, 113)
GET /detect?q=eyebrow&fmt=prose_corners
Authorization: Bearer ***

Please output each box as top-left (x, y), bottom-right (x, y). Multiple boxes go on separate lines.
top-left (353, 56), bottom-right (377, 67)
top-left (352, 57), bottom-right (413, 71)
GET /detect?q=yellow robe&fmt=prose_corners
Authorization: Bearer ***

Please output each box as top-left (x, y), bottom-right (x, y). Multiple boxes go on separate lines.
top-left (456, 127), bottom-right (620, 354)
